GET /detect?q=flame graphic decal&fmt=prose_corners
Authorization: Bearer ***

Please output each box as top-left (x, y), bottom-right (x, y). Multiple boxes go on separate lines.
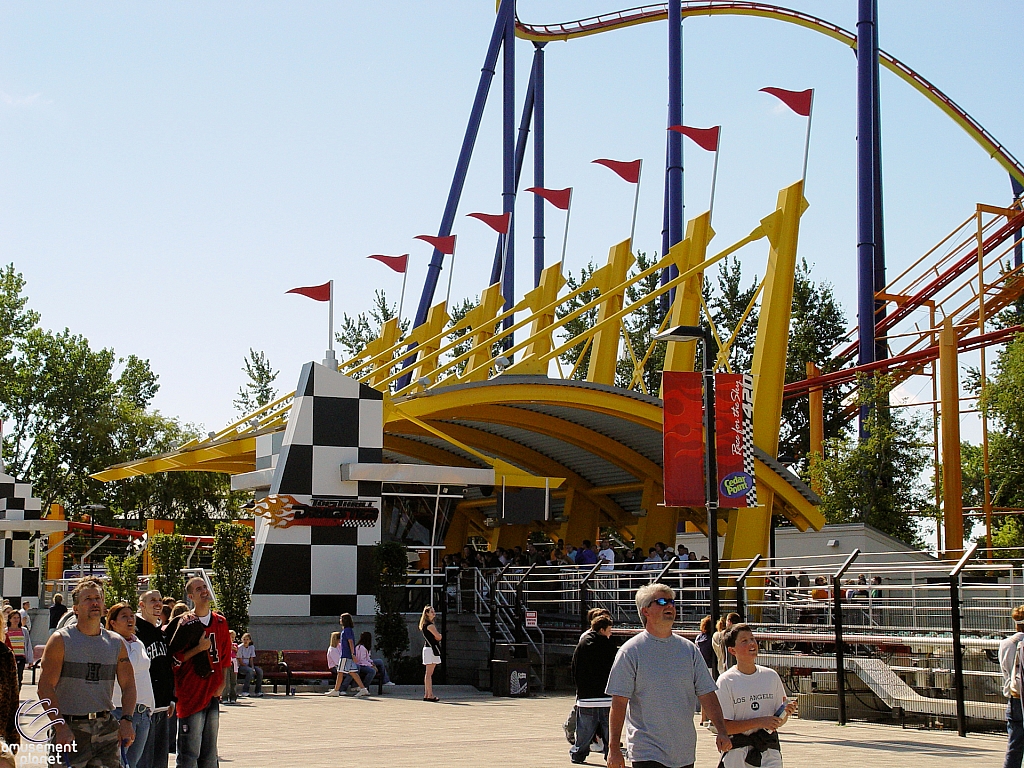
top-left (253, 495), bottom-right (299, 528)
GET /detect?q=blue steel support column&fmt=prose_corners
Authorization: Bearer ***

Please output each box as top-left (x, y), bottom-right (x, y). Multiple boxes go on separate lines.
top-left (501, 4), bottom-right (516, 350)
top-left (871, 16), bottom-right (887, 364)
top-left (660, 133), bottom-right (671, 315)
top-left (1012, 174), bottom-right (1024, 268)
top-left (856, 0), bottom-right (878, 436)
top-left (533, 43), bottom-right (546, 287)
top-left (410, 0), bottom-right (513, 330)
top-left (661, 0), bottom-right (683, 309)
top-left (490, 64), bottom-right (536, 285)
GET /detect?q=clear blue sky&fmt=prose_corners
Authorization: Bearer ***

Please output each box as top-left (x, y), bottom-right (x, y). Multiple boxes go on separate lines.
top-left (2, 1), bottom-right (1021, 433)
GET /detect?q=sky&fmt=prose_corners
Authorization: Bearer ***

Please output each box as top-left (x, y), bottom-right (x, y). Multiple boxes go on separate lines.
top-left (1, 1), bottom-right (1022, 439)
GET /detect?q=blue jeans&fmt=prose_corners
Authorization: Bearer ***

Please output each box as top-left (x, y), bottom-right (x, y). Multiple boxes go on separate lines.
top-left (176, 698), bottom-right (220, 768)
top-left (1007, 698), bottom-right (1024, 768)
top-left (238, 664), bottom-right (262, 694)
top-left (138, 708), bottom-right (172, 768)
top-left (372, 657), bottom-right (391, 684)
top-left (569, 706), bottom-right (609, 763)
top-left (112, 706), bottom-right (151, 768)
top-left (339, 664), bottom-right (376, 691)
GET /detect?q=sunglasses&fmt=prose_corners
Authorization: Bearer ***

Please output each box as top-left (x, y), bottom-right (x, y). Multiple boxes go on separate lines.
top-left (649, 597), bottom-right (676, 607)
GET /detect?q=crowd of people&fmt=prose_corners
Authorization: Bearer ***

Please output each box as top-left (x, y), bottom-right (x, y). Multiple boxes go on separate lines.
top-left (0, 576), bottom-right (246, 768)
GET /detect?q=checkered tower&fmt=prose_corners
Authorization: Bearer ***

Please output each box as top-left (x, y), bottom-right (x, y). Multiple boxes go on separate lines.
top-left (249, 361), bottom-right (384, 618)
top-left (0, 471), bottom-right (43, 608)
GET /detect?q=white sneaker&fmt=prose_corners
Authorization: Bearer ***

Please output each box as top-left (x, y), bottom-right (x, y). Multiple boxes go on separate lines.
top-left (355, 688), bottom-right (370, 698)
top-left (383, 681), bottom-right (396, 686)
top-left (323, 690), bottom-right (341, 697)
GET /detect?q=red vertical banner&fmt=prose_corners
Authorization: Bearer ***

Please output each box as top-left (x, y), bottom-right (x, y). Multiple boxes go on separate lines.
top-left (663, 372), bottom-right (705, 506)
top-left (715, 373), bottom-right (757, 508)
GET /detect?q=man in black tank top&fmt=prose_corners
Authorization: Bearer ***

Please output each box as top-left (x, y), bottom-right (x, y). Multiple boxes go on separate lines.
top-left (37, 578), bottom-right (138, 768)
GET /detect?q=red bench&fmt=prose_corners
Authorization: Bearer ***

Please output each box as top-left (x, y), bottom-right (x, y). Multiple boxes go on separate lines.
top-left (257, 649), bottom-right (383, 695)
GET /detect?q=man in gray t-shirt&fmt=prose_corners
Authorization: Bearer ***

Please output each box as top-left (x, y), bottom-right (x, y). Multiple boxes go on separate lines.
top-left (605, 583), bottom-right (731, 768)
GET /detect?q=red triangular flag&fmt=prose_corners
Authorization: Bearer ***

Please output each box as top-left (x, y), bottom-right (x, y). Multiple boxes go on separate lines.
top-left (466, 212), bottom-right (510, 234)
top-left (286, 281), bottom-right (331, 302)
top-left (668, 125), bottom-right (720, 152)
top-left (367, 254), bottom-right (409, 273)
top-left (592, 158), bottom-right (642, 184)
top-left (414, 234), bottom-right (457, 254)
top-left (525, 186), bottom-right (572, 211)
top-left (760, 87), bottom-right (813, 117)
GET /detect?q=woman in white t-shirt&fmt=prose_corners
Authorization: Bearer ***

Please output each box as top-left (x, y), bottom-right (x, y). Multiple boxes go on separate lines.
top-left (107, 602), bottom-right (155, 768)
top-left (236, 633), bottom-right (263, 697)
top-left (715, 623), bottom-right (797, 768)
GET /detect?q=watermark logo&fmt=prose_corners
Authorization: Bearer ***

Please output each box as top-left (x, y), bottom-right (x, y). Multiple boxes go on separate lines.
top-left (17, 698), bottom-right (64, 743)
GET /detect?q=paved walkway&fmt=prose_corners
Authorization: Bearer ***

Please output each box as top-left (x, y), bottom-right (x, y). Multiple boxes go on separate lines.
top-left (18, 685), bottom-right (1007, 766)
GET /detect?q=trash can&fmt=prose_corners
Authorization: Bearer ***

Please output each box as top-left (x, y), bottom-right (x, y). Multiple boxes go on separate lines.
top-left (491, 644), bottom-right (531, 697)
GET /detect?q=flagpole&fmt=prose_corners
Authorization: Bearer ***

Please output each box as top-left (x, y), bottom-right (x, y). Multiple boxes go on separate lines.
top-left (559, 192), bottom-right (573, 273)
top-left (397, 267), bottom-right (408, 328)
top-left (629, 161), bottom-right (643, 246)
top-left (444, 237), bottom-right (459, 309)
top-left (328, 280), bottom-right (334, 353)
top-left (497, 213), bottom-right (514, 294)
top-left (801, 91), bottom-right (814, 184)
top-left (709, 133), bottom-right (721, 224)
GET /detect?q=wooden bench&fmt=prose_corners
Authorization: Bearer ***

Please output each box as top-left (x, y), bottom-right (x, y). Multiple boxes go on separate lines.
top-left (258, 649), bottom-right (383, 695)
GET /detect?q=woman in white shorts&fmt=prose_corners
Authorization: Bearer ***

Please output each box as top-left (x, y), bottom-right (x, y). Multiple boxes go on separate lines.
top-left (419, 606), bottom-right (442, 702)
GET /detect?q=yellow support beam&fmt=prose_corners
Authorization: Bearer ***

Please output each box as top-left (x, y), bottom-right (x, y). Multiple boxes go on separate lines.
top-left (724, 180), bottom-right (808, 565)
top-left (586, 238), bottom-right (636, 385)
top-left (461, 282), bottom-right (505, 383)
top-left (507, 264), bottom-right (568, 375)
top-left (411, 302), bottom-right (451, 387)
top-left (663, 212), bottom-right (714, 376)
top-left (362, 317), bottom-right (402, 387)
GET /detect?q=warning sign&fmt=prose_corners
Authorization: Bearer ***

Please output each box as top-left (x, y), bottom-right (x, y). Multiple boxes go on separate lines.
top-left (525, 610), bottom-right (538, 628)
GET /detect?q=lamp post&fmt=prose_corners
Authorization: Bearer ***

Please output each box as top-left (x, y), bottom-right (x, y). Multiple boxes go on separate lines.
top-left (655, 324), bottom-right (721, 626)
top-left (81, 504), bottom-right (107, 576)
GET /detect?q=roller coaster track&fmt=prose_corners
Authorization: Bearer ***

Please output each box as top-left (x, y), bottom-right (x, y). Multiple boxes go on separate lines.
top-left (514, 2), bottom-right (1024, 186)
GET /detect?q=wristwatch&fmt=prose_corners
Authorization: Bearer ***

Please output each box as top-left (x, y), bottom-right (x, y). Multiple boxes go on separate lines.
top-left (119, 715), bottom-right (132, 723)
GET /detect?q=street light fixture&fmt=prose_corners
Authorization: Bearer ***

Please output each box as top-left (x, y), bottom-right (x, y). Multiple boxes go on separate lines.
top-left (654, 324), bottom-right (722, 627)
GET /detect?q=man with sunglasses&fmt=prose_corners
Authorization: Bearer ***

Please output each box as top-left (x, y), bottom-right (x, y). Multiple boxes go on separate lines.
top-left (605, 583), bottom-right (731, 768)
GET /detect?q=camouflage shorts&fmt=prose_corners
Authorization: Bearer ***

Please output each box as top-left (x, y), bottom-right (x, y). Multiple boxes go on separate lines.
top-left (52, 715), bottom-right (120, 768)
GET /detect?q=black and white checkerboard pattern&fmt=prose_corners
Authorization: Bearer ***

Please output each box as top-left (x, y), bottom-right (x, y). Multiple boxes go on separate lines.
top-left (741, 373), bottom-right (758, 507)
top-left (0, 470), bottom-right (42, 607)
top-left (249, 361), bottom-right (384, 617)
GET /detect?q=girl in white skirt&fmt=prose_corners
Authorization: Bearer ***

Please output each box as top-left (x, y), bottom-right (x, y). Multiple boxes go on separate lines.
top-left (419, 606), bottom-right (442, 702)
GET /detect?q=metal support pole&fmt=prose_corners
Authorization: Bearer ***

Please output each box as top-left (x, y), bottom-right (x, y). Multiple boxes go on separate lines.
top-left (411, 0), bottom-right (513, 329)
top-left (533, 43), bottom-right (546, 287)
top-left (661, 0), bottom-right (683, 308)
top-left (832, 549), bottom-right (860, 726)
top-left (489, 562), bottom-right (512, 667)
top-left (703, 330), bottom-right (721, 627)
top-left (514, 564), bottom-right (536, 644)
top-left (950, 542), bottom-right (979, 737)
top-left (856, 0), bottom-right (878, 437)
top-left (1012, 174), bottom-right (1023, 268)
top-left (735, 555), bottom-right (761, 621)
top-left (579, 562), bottom-right (602, 631)
top-left (500, 3), bottom-right (516, 347)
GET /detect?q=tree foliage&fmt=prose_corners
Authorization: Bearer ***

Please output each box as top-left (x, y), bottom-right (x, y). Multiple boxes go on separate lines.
top-left (233, 349), bottom-right (278, 415)
top-left (0, 264), bottom-right (241, 534)
top-left (809, 375), bottom-right (929, 547)
top-left (211, 522), bottom-right (253, 634)
top-left (616, 251), bottom-right (667, 394)
top-left (372, 541), bottom-right (410, 667)
top-left (104, 553), bottom-right (141, 606)
top-left (556, 262), bottom-right (600, 379)
top-left (337, 289), bottom-right (408, 360)
top-left (149, 533), bottom-right (187, 601)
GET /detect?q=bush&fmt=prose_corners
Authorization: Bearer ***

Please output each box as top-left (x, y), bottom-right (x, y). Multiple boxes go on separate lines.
top-left (149, 533), bottom-right (186, 601)
top-left (104, 554), bottom-right (141, 605)
top-left (211, 522), bottom-right (253, 634)
top-left (373, 541), bottom-right (409, 669)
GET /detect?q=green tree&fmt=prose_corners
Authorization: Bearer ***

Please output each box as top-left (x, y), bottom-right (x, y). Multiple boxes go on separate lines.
top-left (555, 263), bottom-right (600, 379)
top-left (337, 289), bottom-right (408, 360)
top-left (810, 375), bottom-right (929, 546)
top-left (616, 251), bottom-right (667, 394)
top-left (104, 553), bottom-right (141, 605)
top-left (779, 259), bottom-right (849, 463)
top-left (708, 255), bottom-right (759, 372)
top-left (212, 522), bottom-right (253, 634)
top-left (233, 349), bottom-right (278, 415)
top-left (149, 533), bottom-right (187, 601)
top-left (372, 541), bottom-right (410, 669)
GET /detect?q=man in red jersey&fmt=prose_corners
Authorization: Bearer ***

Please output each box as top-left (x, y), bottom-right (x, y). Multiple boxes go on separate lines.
top-left (167, 577), bottom-right (231, 768)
